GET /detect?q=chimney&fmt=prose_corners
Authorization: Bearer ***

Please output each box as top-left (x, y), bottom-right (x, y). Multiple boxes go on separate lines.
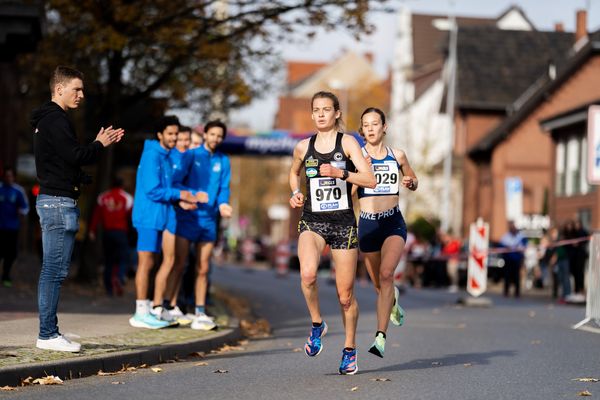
top-left (554, 22), bottom-right (564, 32)
top-left (364, 52), bottom-right (374, 65)
top-left (575, 10), bottom-right (587, 42)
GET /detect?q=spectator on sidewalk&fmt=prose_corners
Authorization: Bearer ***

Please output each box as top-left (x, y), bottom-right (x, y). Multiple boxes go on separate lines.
top-left (549, 225), bottom-right (571, 302)
top-left (567, 220), bottom-right (588, 302)
top-left (89, 176), bottom-right (133, 296)
top-left (499, 220), bottom-right (526, 298)
top-left (441, 230), bottom-right (461, 293)
top-left (130, 116), bottom-right (200, 329)
top-left (0, 166), bottom-right (29, 287)
top-left (31, 65), bottom-right (124, 352)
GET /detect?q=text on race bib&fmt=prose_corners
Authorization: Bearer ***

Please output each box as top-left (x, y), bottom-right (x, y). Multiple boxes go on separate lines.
top-left (310, 177), bottom-right (349, 212)
top-left (364, 161), bottom-right (400, 195)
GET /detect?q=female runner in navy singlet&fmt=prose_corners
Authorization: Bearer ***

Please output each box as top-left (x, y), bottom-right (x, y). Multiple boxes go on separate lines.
top-left (355, 107), bottom-right (418, 358)
top-left (289, 91), bottom-right (376, 375)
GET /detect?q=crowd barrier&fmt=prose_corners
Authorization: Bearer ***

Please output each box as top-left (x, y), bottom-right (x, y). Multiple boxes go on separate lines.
top-left (573, 232), bottom-right (600, 330)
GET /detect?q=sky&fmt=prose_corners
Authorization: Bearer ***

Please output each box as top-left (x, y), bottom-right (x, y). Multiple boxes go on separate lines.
top-left (180, 0), bottom-right (600, 131)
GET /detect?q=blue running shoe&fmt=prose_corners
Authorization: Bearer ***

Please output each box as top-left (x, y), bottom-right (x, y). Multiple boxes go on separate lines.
top-left (129, 313), bottom-right (170, 329)
top-left (339, 348), bottom-right (358, 375)
top-left (304, 321), bottom-right (328, 357)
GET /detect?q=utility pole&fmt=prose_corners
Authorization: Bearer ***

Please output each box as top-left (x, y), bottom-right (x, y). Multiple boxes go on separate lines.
top-left (441, 4), bottom-right (457, 233)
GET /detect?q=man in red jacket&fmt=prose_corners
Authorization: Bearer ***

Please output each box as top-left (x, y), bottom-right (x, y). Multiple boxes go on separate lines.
top-left (89, 177), bottom-right (133, 296)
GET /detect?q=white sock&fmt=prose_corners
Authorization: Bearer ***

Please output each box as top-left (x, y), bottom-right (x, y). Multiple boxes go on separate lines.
top-left (136, 300), bottom-right (149, 315)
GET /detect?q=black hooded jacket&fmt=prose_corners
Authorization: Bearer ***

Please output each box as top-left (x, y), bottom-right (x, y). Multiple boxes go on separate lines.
top-left (31, 101), bottom-right (104, 199)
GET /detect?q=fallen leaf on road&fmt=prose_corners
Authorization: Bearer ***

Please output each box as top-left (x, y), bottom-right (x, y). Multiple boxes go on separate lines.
top-left (578, 390), bottom-right (592, 396)
top-left (431, 362), bottom-right (442, 366)
top-left (370, 378), bottom-right (391, 382)
top-left (573, 378), bottom-right (599, 382)
top-left (0, 386), bottom-right (16, 391)
top-left (21, 377), bottom-right (33, 386)
top-left (151, 368), bottom-right (162, 373)
top-left (457, 323), bottom-right (466, 329)
top-left (350, 386), bottom-right (359, 392)
top-left (97, 370), bottom-right (119, 376)
top-left (530, 340), bottom-right (542, 345)
top-left (528, 311), bottom-right (536, 318)
top-left (139, 364), bottom-right (148, 369)
top-left (432, 308), bottom-right (441, 315)
top-left (391, 344), bottom-right (400, 348)
top-left (195, 362), bottom-right (209, 366)
top-left (33, 376), bottom-right (63, 385)
top-left (111, 382), bottom-right (124, 385)
top-left (292, 348), bottom-right (303, 353)
top-left (286, 342), bottom-right (293, 347)
top-left (464, 363), bottom-right (473, 367)
top-left (239, 340), bottom-right (249, 346)
top-left (213, 369), bottom-right (229, 374)
top-left (189, 352), bottom-right (205, 358)
top-left (240, 318), bottom-right (271, 338)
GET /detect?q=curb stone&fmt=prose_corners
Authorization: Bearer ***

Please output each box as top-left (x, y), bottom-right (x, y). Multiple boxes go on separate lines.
top-left (0, 318), bottom-right (241, 388)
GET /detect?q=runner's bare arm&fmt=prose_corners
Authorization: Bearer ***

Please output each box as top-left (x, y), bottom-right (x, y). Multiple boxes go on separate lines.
top-left (392, 148), bottom-right (418, 191)
top-left (342, 135), bottom-right (376, 189)
top-left (289, 139), bottom-right (308, 208)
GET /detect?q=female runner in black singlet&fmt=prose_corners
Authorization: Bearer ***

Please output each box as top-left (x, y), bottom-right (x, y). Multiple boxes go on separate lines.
top-left (289, 91), bottom-right (375, 375)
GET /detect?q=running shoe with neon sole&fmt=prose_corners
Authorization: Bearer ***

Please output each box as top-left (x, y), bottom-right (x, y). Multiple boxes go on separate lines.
top-left (129, 313), bottom-right (170, 329)
top-left (368, 332), bottom-right (386, 358)
top-left (150, 306), bottom-right (180, 327)
top-left (304, 321), bottom-right (328, 357)
top-left (169, 306), bottom-right (193, 326)
top-left (339, 348), bottom-right (358, 375)
top-left (191, 313), bottom-right (217, 331)
top-left (390, 286), bottom-right (405, 326)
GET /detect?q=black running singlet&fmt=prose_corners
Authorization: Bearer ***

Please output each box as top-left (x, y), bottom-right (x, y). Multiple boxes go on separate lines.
top-left (301, 132), bottom-right (356, 226)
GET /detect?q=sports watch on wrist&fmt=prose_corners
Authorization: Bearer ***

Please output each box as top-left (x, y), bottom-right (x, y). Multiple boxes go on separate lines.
top-left (341, 170), bottom-right (349, 181)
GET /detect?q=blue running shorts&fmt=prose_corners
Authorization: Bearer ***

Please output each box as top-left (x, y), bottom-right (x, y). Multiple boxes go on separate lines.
top-left (176, 217), bottom-right (217, 243)
top-left (358, 205), bottom-right (407, 253)
top-left (136, 227), bottom-right (163, 253)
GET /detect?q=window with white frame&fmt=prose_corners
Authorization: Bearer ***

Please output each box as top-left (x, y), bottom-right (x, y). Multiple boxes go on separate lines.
top-left (555, 133), bottom-right (591, 196)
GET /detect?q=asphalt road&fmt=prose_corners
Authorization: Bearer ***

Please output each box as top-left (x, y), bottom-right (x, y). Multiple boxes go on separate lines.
top-left (4, 265), bottom-right (599, 400)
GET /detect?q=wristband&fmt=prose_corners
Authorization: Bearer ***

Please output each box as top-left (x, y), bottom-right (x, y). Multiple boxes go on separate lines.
top-left (291, 189), bottom-right (300, 197)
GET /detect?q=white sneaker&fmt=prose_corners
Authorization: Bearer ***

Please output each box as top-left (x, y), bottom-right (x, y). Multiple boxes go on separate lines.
top-left (36, 334), bottom-right (81, 352)
top-left (191, 313), bottom-right (217, 331)
top-left (151, 306), bottom-right (177, 323)
top-left (170, 306), bottom-right (193, 325)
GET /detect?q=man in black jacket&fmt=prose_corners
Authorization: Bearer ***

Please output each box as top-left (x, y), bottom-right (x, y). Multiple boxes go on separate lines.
top-left (31, 66), bottom-right (124, 352)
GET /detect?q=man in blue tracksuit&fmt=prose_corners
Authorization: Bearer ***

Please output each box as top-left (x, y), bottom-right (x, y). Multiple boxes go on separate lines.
top-left (171, 120), bottom-right (232, 331)
top-left (130, 116), bottom-right (199, 329)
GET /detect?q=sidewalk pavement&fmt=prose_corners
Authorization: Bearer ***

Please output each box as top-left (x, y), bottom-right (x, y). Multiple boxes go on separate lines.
top-left (0, 255), bottom-right (242, 388)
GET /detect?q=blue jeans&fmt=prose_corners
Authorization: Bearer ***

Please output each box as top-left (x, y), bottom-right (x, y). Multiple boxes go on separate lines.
top-left (556, 258), bottom-right (571, 298)
top-left (36, 194), bottom-right (79, 339)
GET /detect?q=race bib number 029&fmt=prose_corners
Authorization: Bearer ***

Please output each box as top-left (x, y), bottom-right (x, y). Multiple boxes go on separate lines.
top-left (364, 161), bottom-right (399, 195)
top-left (310, 177), bottom-right (349, 212)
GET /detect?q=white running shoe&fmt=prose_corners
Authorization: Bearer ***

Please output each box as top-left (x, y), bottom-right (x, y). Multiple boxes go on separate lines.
top-left (191, 313), bottom-right (217, 331)
top-left (170, 306), bottom-right (193, 325)
top-left (151, 306), bottom-right (177, 323)
top-left (36, 334), bottom-right (81, 352)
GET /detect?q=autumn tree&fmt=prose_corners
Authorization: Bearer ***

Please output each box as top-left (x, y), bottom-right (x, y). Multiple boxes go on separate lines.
top-left (18, 0), bottom-right (387, 282)
top-left (22, 0), bottom-right (385, 125)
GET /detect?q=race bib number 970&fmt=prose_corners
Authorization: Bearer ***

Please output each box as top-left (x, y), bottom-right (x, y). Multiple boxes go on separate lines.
top-left (364, 161), bottom-right (400, 195)
top-left (310, 177), bottom-right (349, 212)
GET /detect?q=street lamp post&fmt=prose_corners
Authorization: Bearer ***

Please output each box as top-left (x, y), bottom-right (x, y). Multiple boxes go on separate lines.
top-left (441, 9), bottom-right (457, 234)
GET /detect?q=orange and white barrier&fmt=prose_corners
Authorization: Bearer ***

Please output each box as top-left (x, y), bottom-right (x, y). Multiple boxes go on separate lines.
top-left (467, 218), bottom-right (489, 297)
top-left (275, 240), bottom-right (290, 277)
